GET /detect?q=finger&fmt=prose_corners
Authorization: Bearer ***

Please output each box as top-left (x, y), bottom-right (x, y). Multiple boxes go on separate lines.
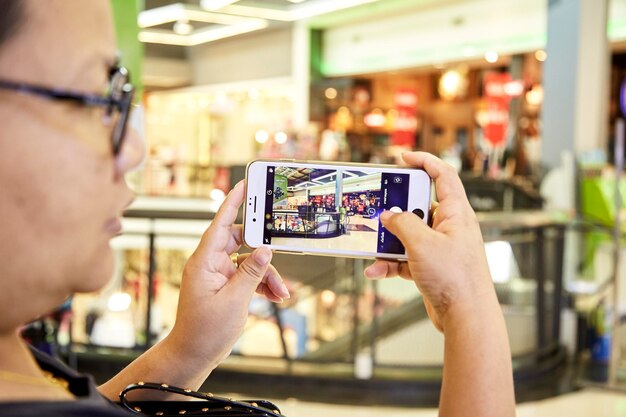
top-left (225, 225), bottom-right (243, 255)
top-left (364, 259), bottom-right (412, 280)
top-left (256, 283), bottom-right (284, 303)
top-left (237, 255), bottom-right (289, 300)
top-left (261, 264), bottom-right (290, 299)
top-left (198, 182), bottom-right (245, 253)
top-left (212, 181), bottom-right (245, 228)
top-left (222, 247), bottom-right (272, 302)
top-left (380, 210), bottom-right (434, 255)
top-left (400, 152), bottom-right (467, 204)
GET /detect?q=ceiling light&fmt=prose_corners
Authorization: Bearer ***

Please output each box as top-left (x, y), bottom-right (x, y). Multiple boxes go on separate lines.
top-left (138, 3), bottom-right (268, 46)
top-left (255, 130), bottom-right (269, 144)
top-left (214, 0), bottom-right (379, 22)
top-left (173, 19), bottom-right (193, 35)
top-left (321, 290), bottom-right (336, 306)
top-left (138, 3), bottom-right (187, 28)
top-left (526, 85), bottom-right (544, 106)
top-left (485, 51), bottom-right (499, 63)
top-left (200, 0), bottom-right (239, 11)
top-left (439, 69), bottom-right (468, 101)
top-left (535, 50), bottom-right (547, 62)
top-left (139, 19), bottom-right (268, 46)
top-left (275, 131), bottom-right (288, 144)
top-left (324, 87), bottom-right (338, 99)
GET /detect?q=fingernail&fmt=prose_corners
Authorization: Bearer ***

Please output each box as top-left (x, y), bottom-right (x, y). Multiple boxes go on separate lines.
top-left (254, 247), bottom-right (272, 265)
top-left (280, 282), bottom-right (291, 299)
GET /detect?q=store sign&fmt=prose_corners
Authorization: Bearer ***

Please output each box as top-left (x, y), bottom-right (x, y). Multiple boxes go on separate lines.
top-left (483, 73), bottom-right (513, 147)
top-left (273, 174), bottom-right (288, 209)
top-left (391, 88), bottom-right (418, 147)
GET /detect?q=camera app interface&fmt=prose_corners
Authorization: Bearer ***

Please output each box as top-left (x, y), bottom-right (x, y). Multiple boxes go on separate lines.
top-left (262, 165), bottom-right (410, 254)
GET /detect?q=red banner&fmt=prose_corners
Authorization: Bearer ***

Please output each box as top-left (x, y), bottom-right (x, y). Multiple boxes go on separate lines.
top-left (483, 73), bottom-right (512, 147)
top-left (391, 88), bottom-right (418, 147)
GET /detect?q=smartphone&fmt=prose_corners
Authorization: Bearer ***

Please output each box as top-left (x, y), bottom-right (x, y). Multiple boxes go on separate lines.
top-left (243, 159), bottom-right (431, 260)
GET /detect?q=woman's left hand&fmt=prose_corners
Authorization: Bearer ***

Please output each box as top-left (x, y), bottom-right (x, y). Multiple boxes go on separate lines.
top-left (98, 181), bottom-right (290, 399)
top-left (167, 181), bottom-right (290, 371)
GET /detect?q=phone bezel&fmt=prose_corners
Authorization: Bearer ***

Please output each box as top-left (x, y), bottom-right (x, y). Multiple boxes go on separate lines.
top-left (243, 159), bottom-right (431, 260)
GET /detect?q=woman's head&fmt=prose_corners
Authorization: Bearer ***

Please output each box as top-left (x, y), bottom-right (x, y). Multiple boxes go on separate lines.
top-left (0, 0), bottom-right (144, 330)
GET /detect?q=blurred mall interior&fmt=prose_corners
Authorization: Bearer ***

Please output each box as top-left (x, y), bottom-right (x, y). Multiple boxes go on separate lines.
top-left (26, 0), bottom-right (626, 414)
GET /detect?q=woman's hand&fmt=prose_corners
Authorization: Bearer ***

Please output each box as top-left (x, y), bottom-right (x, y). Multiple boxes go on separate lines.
top-left (365, 152), bottom-right (515, 417)
top-left (99, 181), bottom-right (290, 399)
top-left (167, 181), bottom-right (290, 370)
top-left (364, 152), bottom-right (494, 332)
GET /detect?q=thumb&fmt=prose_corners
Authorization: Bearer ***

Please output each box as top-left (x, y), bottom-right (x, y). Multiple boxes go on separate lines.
top-left (223, 247), bottom-right (272, 300)
top-left (380, 211), bottom-right (434, 254)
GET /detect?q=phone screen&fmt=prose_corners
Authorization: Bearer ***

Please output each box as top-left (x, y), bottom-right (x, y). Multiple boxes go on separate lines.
top-left (256, 164), bottom-right (424, 256)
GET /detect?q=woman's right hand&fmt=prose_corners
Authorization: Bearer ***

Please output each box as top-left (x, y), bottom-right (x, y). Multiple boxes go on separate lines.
top-left (365, 151), bottom-right (497, 332)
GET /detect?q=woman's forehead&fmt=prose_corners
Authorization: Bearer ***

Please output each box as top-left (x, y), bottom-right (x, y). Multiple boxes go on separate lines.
top-left (0, 0), bottom-right (116, 86)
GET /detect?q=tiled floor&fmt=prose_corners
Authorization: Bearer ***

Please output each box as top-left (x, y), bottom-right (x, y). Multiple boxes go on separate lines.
top-left (270, 389), bottom-right (626, 417)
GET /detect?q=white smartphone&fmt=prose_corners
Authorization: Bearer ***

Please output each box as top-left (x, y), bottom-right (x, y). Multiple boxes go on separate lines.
top-left (243, 159), bottom-right (432, 260)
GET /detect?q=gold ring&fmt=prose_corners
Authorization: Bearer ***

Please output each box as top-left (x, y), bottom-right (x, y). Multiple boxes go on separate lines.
top-left (230, 253), bottom-right (240, 267)
top-left (429, 206), bottom-right (438, 227)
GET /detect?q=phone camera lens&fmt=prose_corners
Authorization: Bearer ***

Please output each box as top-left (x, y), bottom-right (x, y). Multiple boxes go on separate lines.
top-left (253, 218), bottom-right (256, 222)
top-left (412, 208), bottom-right (425, 219)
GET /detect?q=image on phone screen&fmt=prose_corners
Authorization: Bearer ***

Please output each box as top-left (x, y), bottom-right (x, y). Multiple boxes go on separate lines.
top-left (260, 165), bottom-right (414, 255)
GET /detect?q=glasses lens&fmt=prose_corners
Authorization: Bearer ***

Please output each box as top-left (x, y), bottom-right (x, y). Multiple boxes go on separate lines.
top-left (107, 67), bottom-right (133, 155)
top-left (111, 88), bottom-right (133, 155)
top-left (107, 67), bottom-right (129, 114)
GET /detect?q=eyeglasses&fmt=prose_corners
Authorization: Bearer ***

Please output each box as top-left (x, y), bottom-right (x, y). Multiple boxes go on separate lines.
top-left (0, 66), bottom-right (134, 156)
top-left (120, 382), bottom-right (285, 417)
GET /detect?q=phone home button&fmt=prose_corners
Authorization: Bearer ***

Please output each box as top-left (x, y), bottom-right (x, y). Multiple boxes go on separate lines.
top-left (412, 208), bottom-right (425, 219)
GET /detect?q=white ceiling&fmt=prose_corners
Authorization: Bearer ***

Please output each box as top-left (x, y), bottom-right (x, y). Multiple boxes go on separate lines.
top-left (139, 0), bottom-right (379, 46)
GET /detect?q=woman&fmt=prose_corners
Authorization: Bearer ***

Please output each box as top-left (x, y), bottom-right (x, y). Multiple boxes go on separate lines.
top-left (0, 1), bottom-right (515, 416)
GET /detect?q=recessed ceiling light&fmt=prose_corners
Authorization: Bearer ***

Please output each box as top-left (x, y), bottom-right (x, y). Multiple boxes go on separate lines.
top-left (275, 131), bottom-right (288, 144)
top-left (535, 50), bottom-right (547, 62)
top-left (255, 130), bottom-right (269, 144)
top-left (324, 87), bottom-right (337, 99)
top-left (485, 51), bottom-right (499, 63)
top-left (173, 20), bottom-right (193, 35)
top-left (138, 3), bottom-right (268, 46)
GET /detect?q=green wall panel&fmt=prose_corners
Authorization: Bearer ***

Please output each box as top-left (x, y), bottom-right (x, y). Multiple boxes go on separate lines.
top-left (111, 0), bottom-right (143, 97)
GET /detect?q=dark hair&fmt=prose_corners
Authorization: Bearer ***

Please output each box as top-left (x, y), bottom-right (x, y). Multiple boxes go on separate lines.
top-left (0, 0), bottom-right (23, 47)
